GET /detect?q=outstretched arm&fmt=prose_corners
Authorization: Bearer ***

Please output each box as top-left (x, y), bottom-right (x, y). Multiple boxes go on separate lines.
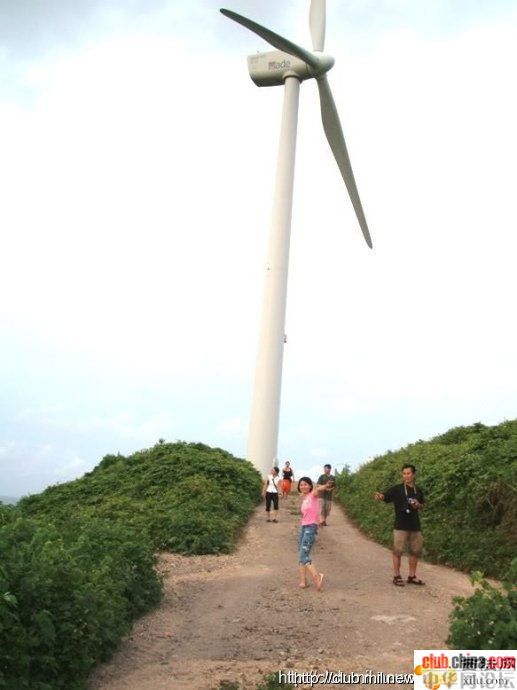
top-left (375, 485), bottom-right (395, 502)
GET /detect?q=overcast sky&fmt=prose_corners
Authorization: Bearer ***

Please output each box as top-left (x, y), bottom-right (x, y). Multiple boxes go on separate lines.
top-left (1, 0), bottom-right (517, 497)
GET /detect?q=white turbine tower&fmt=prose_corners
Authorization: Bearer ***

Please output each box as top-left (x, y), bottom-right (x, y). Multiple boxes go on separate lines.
top-left (221, 1), bottom-right (373, 477)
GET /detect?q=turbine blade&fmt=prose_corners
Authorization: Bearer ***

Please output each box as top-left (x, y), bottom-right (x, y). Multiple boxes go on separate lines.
top-left (309, 0), bottom-right (326, 52)
top-left (317, 76), bottom-right (373, 248)
top-left (220, 8), bottom-right (319, 69)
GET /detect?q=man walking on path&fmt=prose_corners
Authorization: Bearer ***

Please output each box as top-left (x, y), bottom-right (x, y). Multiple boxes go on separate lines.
top-left (263, 466), bottom-right (281, 523)
top-left (374, 463), bottom-right (425, 586)
top-left (317, 464), bottom-right (335, 526)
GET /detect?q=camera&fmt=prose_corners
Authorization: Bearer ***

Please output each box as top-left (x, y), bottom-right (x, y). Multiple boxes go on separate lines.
top-left (406, 498), bottom-right (417, 513)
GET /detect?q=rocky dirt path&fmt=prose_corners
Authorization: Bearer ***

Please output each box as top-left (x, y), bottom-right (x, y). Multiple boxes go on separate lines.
top-left (88, 495), bottom-right (476, 689)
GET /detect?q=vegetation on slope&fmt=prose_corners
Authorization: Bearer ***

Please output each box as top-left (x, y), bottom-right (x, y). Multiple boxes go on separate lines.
top-left (448, 565), bottom-right (516, 649)
top-left (0, 441), bottom-right (261, 689)
top-left (335, 419), bottom-right (517, 648)
top-left (18, 441), bottom-right (262, 555)
top-left (336, 420), bottom-right (517, 578)
top-left (0, 509), bottom-right (162, 690)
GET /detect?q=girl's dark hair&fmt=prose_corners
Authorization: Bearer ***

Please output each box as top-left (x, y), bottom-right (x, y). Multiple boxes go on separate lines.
top-left (297, 476), bottom-right (314, 492)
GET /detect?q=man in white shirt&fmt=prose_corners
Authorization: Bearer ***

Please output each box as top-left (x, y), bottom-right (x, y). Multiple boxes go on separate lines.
top-left (263, 466), bottom-right (281, 522)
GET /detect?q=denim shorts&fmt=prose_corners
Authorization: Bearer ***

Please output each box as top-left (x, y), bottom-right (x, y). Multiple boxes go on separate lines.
top-left (298, 524), bottom-right (318, 565)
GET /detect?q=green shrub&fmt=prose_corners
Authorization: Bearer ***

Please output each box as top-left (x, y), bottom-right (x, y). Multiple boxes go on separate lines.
top-left (0, 514), bottom-right (161, 689)
top-left (18, 442), bottom-right (262, 555)
top-left (448, 559), bottom-right (517, 649)
top-left (336, 420), bottom-right (517, 578)
top-left (256, 672), bottom-right (294, 689)
top-left (2, 442), bottom-right (262, 687)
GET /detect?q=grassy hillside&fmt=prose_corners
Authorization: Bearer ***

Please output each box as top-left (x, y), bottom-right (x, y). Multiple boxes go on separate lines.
top-left (1, 441), bottom-right (261, 689)
top-left (336, 420), bottom-right (517, 579)
top-left (18, 441), bottom-right (262, 555)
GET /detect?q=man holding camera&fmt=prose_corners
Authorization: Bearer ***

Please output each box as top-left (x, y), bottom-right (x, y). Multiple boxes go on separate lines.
top-left (317, 463), bottom-right (335, 526)
top-left (373, 464), bottom-right (425, 586)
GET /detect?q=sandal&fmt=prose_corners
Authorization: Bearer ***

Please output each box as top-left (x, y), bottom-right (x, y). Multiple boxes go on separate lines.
top-left (407, 576), bottom-right (425, 585)
top-left (393, 575), bottom-right (405, 587)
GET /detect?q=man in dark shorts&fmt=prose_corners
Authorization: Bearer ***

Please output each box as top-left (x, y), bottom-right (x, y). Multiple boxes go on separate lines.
top-left (373, 464), bottom-right (425, 586)
top-left (263, 466), bottom-right (281, 522)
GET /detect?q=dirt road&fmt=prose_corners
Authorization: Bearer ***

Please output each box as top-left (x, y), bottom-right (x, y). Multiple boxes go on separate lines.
top-left (88, 494), bottom-right (476, 689)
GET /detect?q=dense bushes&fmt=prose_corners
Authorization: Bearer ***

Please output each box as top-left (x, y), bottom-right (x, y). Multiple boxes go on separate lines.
top-left (448, 560), bottom-right (517, 649)
top-left (19, 441), bottom-right (263, 555)
top-left (1, 441), bottom-right (262, 688)
top-left (0, 509), bottom-right (161, 689)
top-left (335, 420), bottom-right (517, 649)
top-left (336, 420), bottom-right (517, 578)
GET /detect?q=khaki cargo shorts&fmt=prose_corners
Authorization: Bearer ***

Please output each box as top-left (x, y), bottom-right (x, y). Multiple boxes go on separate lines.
top-left (393, 529), bottom-right (423, 557)
top-left (319, 497), bottom-right (332, 519)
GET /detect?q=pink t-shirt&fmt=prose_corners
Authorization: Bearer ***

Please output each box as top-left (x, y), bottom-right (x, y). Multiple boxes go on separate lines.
top-left (300, 492), bottom-right (320, 526)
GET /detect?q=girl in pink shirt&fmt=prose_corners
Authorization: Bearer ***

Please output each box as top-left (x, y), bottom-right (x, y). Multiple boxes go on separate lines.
top-left (297, 477), bottom-right (327, 591)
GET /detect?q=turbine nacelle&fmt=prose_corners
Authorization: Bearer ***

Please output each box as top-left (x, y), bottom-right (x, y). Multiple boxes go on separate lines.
top-left (221, 4), bottom-right (372, 247)
top-left (247, 50), bottom-right (334, 87)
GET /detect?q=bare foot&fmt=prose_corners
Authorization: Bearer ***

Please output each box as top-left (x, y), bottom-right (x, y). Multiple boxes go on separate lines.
top-left (298, 583), bottom-right (308, 589)
top-left (316, 573), bottom-right (324, 592)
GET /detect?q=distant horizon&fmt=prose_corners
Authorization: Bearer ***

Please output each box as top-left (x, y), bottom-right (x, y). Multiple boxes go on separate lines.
top-left (0, 495), bottom-right (19, 505)
top-left (4, 414), bottom-right (513, 499)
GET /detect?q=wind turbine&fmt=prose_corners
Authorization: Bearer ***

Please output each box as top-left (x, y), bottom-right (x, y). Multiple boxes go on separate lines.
top-left (221, 1), bottom-right (372, 477)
